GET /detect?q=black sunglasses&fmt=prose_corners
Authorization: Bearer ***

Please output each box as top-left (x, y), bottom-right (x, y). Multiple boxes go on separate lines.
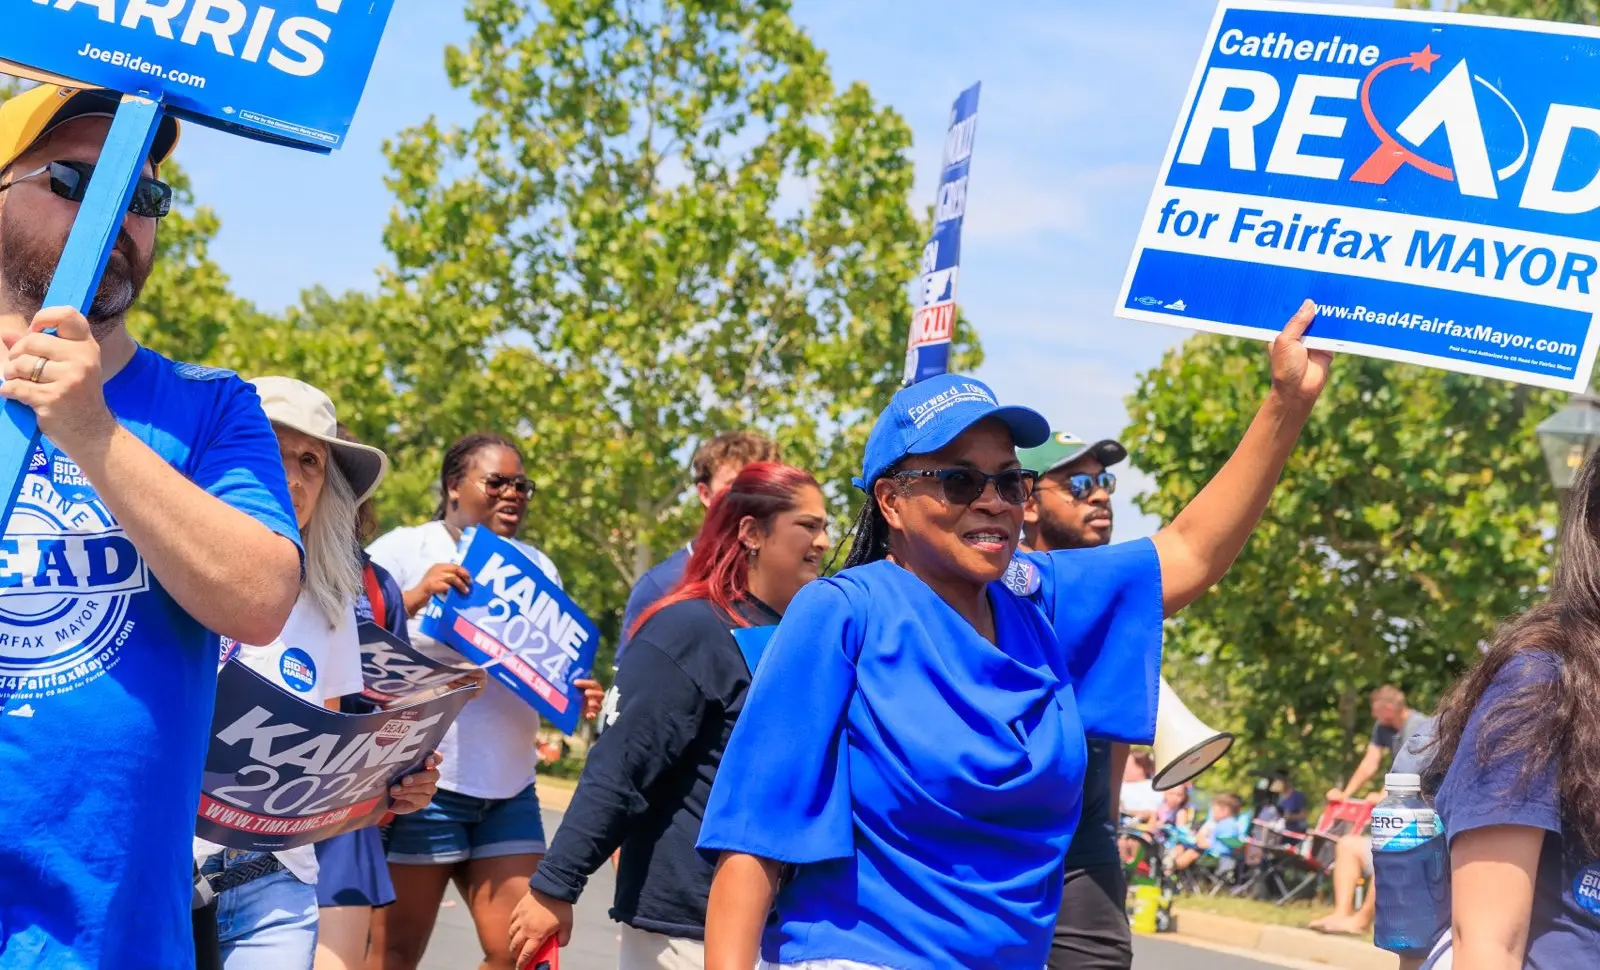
top-left (1041, 470), bottom-right (1117, 500)
top-left (482, 474), bottom-right (534, 498)
top-left (0, 160), bottom-right (172, 219)
top-left (893, 467), bottom-right (1038, 506)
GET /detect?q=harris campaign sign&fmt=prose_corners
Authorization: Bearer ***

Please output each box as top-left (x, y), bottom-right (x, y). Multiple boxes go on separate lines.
top-left (419, 528), bottom-right (600, 735)
top-left (3, 0), bottom-right (396, 151)
top-left (198, 660), bottom-right (471, 852)
top-left (904, 83), bottom-right (981, 386)
top-left (1118, 1), bottom-right (1600, 390)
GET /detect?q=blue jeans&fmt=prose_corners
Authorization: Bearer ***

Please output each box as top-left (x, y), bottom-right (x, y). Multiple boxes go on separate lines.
top-left (205, 852), bottom-right (319, 970)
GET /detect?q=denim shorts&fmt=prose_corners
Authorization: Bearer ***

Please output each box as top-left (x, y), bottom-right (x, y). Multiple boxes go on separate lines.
top-left (383, 783), bottom-right (546, 865)
top-left (201, 852), bottom-right (319, 970)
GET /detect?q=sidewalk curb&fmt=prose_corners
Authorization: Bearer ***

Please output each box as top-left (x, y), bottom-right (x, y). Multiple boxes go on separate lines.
top-left (537, 775), bottom-right (576, 812)
top-left (1171, 909), bottom-right (1398, 970)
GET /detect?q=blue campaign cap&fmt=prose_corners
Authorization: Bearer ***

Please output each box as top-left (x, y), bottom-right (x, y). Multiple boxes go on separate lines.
top-left (853, 375), bottom-right (1050, 491)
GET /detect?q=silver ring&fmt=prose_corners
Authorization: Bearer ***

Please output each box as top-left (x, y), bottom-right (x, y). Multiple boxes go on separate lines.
top-left (27, 357), bottom-right (45, 383)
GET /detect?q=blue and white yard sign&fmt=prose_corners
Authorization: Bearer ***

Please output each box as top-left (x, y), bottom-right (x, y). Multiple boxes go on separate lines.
top-left (904, 83), bottom-right (981, 386)
top-left (417, 529), bottom-right (599, 735)
top-left (1118, 1), bottom-right (1600, 390)
top-left (0, 2), bottom-right (396, 547)
top-left (3, 0), bottom-right (396, 151)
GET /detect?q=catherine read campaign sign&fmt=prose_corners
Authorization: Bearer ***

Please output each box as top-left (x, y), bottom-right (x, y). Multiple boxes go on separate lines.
top-left (1119, 1), bottom-right (1600, 390)
top-left (3, 0), bottom-right (394, 150)
top-left (419, 528), bottom-right (599, 735)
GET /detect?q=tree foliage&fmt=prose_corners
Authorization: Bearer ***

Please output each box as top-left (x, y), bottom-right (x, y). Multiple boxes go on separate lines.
top-left (1126, 338), bottom-right (1562, 794)
top-left (114, 0), bottom-right (957, 675)
top-left (1398, 0), bottom-right (1600, 22)
top-left (366, 0), bottom-right (961, 660)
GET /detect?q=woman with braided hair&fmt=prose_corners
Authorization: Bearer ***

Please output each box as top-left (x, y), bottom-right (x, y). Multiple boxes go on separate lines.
top-left (366, 432), bottom-right (604, 970)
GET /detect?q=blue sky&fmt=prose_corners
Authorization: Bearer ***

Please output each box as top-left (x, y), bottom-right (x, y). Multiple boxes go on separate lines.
top-left (168, 0), bottom-right (1387, 539)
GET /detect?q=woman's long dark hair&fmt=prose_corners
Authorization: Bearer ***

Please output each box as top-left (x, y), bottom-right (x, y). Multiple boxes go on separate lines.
top-left (633, 462), bottom-right (820, 635)
top-left (433, 432), bottom-right (521, 520)
top-left (1423, 448), bottom-right (1600, 857)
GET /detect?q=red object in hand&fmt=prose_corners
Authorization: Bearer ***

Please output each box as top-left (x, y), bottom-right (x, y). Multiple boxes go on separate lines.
top-left (531, 937), bottom-right (559, 970)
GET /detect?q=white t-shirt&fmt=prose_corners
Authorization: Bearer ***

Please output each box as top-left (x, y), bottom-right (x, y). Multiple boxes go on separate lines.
top-left (367, 521), bottom-right (563, 801)
top-left (196, 591), bottom-right (363, 884)
top-left (1120, 778), bottom-right (1163, 816)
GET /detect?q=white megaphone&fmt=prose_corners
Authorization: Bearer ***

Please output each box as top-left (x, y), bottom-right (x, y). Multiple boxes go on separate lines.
top-left (1151, 678), bottom-right (1234, 791)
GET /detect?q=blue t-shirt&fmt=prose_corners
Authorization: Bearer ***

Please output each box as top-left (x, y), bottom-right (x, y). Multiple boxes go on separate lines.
top-left (698, 539), bottom-right (1163, 970)
top-left (0, 348), bottom-right (301, 969)
top-left (1436, 652), bottom-right (1599, 969)
top-left (1207, 816), bottom-right (1245, 858)
top-left (616, 546), bottom-right (689, 662)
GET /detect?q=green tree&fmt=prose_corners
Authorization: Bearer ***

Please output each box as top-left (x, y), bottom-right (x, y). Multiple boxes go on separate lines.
top-left (1125, 338), bottom-right (1562, 794)
top-left (374, 0), bottom-right (968, 663)
top-left (1398, 0), bottom-right (1599, 21)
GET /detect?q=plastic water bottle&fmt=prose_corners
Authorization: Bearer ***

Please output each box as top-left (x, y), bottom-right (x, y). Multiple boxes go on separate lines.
top-left (1372, 773), bottom-right (1450, 958)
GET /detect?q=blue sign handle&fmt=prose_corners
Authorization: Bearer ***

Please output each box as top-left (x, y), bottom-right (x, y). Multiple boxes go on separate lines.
top-left (0, 94), bottom-right (165, 532)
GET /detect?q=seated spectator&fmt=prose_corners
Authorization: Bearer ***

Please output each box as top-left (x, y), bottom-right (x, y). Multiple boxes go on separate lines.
top-left (1173, 793), bottom-right (1244, 871)
top-left (1119, 749), bottom-right (1163, 823)
top-left (1155, 786), bottom-right (1193, 831)
top-left (1274, 771), bottom-right (1309, 835)
top-left (1311, 686), bottom-right (1436, 936)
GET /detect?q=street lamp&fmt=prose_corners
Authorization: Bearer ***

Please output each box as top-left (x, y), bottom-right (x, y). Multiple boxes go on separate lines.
top-left (1536, 393), bottom-right (1600, 491)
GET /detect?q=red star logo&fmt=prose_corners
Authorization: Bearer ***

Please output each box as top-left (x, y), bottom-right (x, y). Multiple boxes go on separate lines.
top-left (1408, 45), bottom-right (1440, 72)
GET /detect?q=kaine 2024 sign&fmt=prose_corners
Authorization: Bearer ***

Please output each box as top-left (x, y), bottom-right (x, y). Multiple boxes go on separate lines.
top-left (904, 83), bottom-right (981, 386)
top-left (418, 528), bottom-right (599, 735)
top-left (198, 661), bottom-right (471, 852)
top-left (3, 0), bottom-right (395, 151)
top-left (1118, 1), bottom-right (1600, 390)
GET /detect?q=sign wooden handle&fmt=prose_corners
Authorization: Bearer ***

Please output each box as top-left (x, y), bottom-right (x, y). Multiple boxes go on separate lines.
top-left (0, 94), bottom-right (165, 529)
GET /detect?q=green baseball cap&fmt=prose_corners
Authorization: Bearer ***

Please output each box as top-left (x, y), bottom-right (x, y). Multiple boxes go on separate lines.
top-left (1017, 431), bottom-right (1127, 475)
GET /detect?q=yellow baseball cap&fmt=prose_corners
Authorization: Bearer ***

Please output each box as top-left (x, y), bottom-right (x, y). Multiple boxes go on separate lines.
top-left (0, 84), bottom-right (180, 173)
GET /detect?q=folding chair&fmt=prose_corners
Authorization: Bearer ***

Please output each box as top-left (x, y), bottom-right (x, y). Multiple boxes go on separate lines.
top-left (1254, 798), bottom-right (1374, 906)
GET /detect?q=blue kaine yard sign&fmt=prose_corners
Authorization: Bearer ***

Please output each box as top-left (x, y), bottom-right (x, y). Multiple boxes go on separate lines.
top-left (418, 529), bottom-right (600, 736)
top-left (1119, 0), bottom-right (1600, 390)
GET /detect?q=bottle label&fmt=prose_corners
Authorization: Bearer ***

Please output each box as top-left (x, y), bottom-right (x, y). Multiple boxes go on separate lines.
top-left (1372, 807), bottom-right (1437, 851)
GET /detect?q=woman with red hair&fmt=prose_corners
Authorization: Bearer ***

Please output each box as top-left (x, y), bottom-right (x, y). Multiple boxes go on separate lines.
top-left (509, 462), bottom-right (829, 970)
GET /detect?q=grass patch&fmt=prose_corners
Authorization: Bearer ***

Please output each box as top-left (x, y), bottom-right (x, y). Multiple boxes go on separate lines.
top-left (535, 756), bottom-right (585, 780)
top-left (1175, 894), bottom-right (1328, 929)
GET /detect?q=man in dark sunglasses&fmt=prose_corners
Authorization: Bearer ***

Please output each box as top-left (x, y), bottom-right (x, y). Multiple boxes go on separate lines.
top-left (0, 86), bottom-right (307, 970)
top-left (1021, 431), bottom-right (1125, 551)
top-left (1016, 429), bottom-right (1133, 970)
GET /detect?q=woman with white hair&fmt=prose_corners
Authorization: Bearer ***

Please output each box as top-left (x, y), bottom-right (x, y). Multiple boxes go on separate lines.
top-left (193, 377), bottom-right (442, 970)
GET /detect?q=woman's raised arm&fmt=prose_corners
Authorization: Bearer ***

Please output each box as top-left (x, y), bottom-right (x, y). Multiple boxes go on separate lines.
top-left (1152, 299), bottom-right (1330, 616)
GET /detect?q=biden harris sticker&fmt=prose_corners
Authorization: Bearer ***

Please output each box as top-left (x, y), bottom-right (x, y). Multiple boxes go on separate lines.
top-left (279, 647), bottom-right (318, 693)
top-left (0, 445), bottom-right (148, 702)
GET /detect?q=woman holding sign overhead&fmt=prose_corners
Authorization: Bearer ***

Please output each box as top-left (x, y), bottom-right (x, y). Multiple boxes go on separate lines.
top-left (367, 432), bottom-right (605, 970)
top-left (507, 461), bottom-right (830, 970)
top-left (697, 305), bottom-right (1329, 970)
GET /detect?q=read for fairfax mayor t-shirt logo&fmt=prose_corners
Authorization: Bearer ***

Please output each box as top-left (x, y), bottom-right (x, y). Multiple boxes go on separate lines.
top-left (0, 446), bottom-right (149, 701)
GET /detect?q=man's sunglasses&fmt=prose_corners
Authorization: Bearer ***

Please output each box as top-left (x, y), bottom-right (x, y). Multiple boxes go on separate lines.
top-left (1040, 470), bottom-right (1117, 500)
top-left (482, 474), bottom-right (534, 498)
top-left (893, 467), bottom-right (1038, 506)
top-left (0, 160), bottom-right (172, 219)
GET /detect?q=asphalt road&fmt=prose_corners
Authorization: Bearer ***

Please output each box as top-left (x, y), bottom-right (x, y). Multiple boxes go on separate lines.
top-left (420, 810), bottom-right (1286, 970)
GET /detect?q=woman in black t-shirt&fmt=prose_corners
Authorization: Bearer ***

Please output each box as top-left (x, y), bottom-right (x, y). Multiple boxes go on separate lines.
top-left (508, 462), bottom-right (829, 969)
